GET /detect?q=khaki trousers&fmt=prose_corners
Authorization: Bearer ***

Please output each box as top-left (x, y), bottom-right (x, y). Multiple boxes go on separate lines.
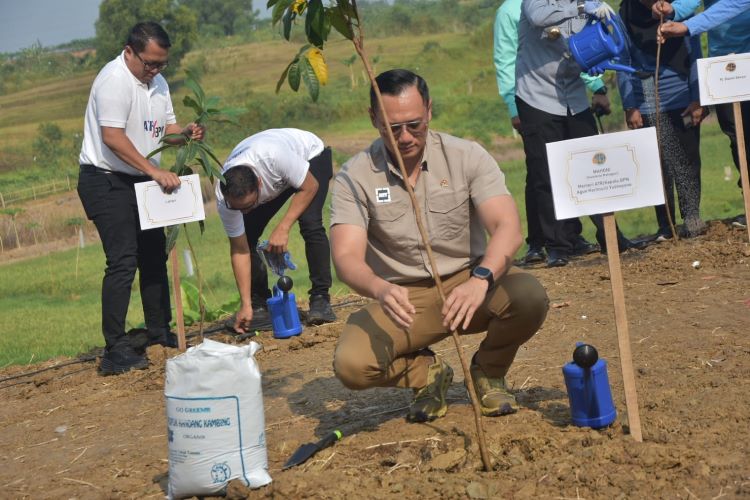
top-left (333, 267), bottom-right (549, 390)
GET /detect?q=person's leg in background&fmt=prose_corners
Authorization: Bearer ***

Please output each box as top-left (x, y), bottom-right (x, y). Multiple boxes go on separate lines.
top-left (299, 147), bottom-right (336, 324)
top-left (77, 168), bottom-right (148, 374)
top-left (137, 225), bottom-right (174, 346)
top-left (643, 113), bottom-right (678, 241)
top-left (715, 101), bottom-right (750, 227)
top-left (242, 191), bottom-right (294, 329)
top-left (666, 110), bottom-right (704, 237)
top-left (516, 98), bottom-right (581, 267)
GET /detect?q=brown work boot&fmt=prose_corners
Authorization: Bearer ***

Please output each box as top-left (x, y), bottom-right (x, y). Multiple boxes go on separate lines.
top-left (468, 361), bottom-right (518, 416)
top-left (407, 355), bottom-right (454, 423)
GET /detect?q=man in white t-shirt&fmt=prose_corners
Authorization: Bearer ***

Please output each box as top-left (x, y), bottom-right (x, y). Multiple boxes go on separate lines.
top-left (216, 128), bottom-right (336, 333)
top-left (77, 22), bottom-right (205, 375)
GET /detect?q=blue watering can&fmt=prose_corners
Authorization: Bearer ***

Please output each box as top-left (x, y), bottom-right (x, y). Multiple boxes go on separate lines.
top-left (562, 343), bottom-right (617, 428)
top-left (266, 275), bottom-right (303, 339)
top-left (569, 15), bottom-right (637, 75)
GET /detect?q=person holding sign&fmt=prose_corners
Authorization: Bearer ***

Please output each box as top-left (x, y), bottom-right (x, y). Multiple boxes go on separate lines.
top-left (617, 0), bottom-right (707, 239)
top-left (216, 129), bottom-right (336, 334)
top-left (77, 22), bottom-right (205, 376)
top-left (654, 0), bottom-right (750, 228)
top-left (330, 70), bottom-right (549, 422)
top-left (515, 0), bottom-right (646, 267)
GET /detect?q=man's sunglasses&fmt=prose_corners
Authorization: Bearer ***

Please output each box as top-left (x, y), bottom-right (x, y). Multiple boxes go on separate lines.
top-left (385, 118), bottom-right (427, 137)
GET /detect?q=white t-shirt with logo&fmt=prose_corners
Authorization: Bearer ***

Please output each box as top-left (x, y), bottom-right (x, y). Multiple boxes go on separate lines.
top-left (215, 128), bottom-right (324, 237)
top-left (79, 52), bottom-right (176, 176)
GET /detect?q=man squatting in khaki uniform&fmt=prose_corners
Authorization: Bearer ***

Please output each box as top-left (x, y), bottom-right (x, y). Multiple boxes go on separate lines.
top-left (330, 69), bottom-right (549, 422)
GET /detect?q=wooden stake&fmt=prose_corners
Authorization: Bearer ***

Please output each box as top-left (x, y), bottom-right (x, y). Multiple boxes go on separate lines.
top-left (170, 247), bottom-right (187, 352)
top-left (733, 102), bottom-right (750, 243)
top-left (603, 213), bottom-right (642, 442)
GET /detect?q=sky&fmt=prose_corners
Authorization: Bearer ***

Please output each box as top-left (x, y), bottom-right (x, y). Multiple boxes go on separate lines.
top-left (0, 0), bottom-right (276, 54)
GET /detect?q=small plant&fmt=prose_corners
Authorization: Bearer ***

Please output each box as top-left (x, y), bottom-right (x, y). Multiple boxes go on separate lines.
top-left (148, 72), bottom-right (244, 334)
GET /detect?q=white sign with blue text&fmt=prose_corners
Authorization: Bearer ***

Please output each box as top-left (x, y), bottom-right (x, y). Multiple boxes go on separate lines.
top-left (546, 127), bottom-right (664, 220)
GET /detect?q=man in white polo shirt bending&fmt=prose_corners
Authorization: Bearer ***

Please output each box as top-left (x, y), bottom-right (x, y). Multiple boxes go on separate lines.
top-left (77, 22), bottom-right (205, 375)
top-left (216, 128), bottom-right (336, 334)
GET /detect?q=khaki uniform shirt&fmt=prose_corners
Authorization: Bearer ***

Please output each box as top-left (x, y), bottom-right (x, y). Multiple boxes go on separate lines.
top-left (331, 130), bottom-right (510, 284)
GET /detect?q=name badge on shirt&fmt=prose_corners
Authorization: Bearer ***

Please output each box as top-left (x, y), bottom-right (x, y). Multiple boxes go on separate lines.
top-left (375, 187), bottom-right (391, 203)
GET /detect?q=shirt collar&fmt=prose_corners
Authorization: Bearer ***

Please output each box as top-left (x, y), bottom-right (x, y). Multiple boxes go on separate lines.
top-left (117, 50), bottom-right (150, 90)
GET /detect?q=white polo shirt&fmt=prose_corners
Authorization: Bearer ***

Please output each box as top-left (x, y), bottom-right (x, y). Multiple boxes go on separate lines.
top-left (215, 128), bottom-right (324, 237)
top-left (79, 51), bottom-right (176, 176)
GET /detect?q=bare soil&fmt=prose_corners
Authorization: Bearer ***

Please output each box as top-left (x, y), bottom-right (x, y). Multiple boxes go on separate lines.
top-left (1, 221), bottom-right (749, 499)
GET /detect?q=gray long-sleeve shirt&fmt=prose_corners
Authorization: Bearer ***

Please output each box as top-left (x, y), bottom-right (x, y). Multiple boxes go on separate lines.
top-left (516, 0), bottom-right (592, 116)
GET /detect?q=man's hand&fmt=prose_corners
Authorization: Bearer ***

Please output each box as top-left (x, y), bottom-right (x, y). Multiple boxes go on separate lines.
top-left (151, 168), bottom-right (181, 193)
top-left (267, 225), bottom-right (291, 253)
top-left (584, 0), bottom-right (615, 20)
top-left (234, 304), bottom-right (254, 333)
top-left (658, 21), bottom-right (688, 42)
top-left (651, 0), bottom-right (673, 19)
top-left (591, 94), bottom-right (611, 116)
top-left (625, 108), bottom-right (643, 129)
top-left (682, 101), bottom-right (704, 127)
top-left (442, 277), bottom-right (488, 332)
top-left (374, 282), bottom-right (415, 330)
top-left (182, 122), bottom-right (206, 141)
top-left (510, 116), bottom-right (521, 132)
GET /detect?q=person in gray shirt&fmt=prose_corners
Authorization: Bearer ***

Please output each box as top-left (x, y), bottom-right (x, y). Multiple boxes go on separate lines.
top-left (516, 0), bottom-right (645, 267)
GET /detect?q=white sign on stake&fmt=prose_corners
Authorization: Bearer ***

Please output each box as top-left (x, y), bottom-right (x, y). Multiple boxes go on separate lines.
top-left (135, 174), bottom-right (206, 231)
top-left (697, 52), bottom-right (750, 106)
top-left (546, 127), bottom-right (664, 220)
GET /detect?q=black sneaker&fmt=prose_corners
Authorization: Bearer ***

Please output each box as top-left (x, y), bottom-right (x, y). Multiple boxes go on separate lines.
top-left (98, 345), bottom-right (149, 376)
top-left (306, 295), bottom-right (336, 325)
top-left (248, 304), bottom-right (274, 331)
top-left (521, 247), bottom-right (546, 265)
top-left (731, 214), bottom-right (747, 229)
top-left (147, 329), bottom-right (179, 348)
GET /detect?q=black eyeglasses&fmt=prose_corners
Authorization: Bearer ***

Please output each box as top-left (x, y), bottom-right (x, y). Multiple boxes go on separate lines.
top-left (224, 197), bottom-right (256, 212)
top-left (384, 118), bottom-right (428, 137)
top-left (133, 51), bottom-right (169, 71)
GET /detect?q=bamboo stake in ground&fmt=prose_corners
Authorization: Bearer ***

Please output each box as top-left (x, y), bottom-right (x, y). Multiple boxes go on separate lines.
top-left (733, 102), bottom-right (750, 243)
top-left (170, 247), bottom-right (187, 352)
top-left (602, 213), bottom-right (643, 442)
top-left (349, 23), bottom-right (492, 471)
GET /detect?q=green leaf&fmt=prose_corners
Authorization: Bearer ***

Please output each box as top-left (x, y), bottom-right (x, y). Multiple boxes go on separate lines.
top-left (276, 59), bottom-right (294, 93)
top-left (198, 142), bottom-right (222, 167)
top-left (165, 225), bottom-right (180, 254)
top-left (299, 55), bottom-right (320, 101)
top-left (181, 281), bottom-right (201, 312)
top-left (272, 0), bottom-right (293, 25)
top-left (183, 95), bottom-right (203, 116)
top-left (305, 0), bottom-right (327, 47)
top-left (184, 77), bottom-right (205, 108)
top-left (147, 143), bottom-right (174, 159)
top-left (267, 0), bottom-right (281, 8)
top-left (282, 7), bottom-right (295, 40)
top-left (197, 148), bottom-right (212, 179)
top-left (329, 6), bottom-right (353, 40)
top-left (174, 144), bottom-right (189, 173)
top-left (205, 96), bottom-right (220, 109)
top-left (288, 59), bottom-right (301, 91)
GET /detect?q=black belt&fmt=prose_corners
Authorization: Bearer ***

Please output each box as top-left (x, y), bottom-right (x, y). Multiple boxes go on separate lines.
top-left (79, 164), bottom-right (148, 179)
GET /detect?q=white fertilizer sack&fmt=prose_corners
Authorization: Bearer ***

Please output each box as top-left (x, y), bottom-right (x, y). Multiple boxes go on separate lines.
top-left (165, 339), bottom-right (271, 499)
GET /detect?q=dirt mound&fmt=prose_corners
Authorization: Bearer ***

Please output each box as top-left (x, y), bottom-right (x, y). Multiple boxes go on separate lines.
top-left (1, 223), bottom-right (749, 498)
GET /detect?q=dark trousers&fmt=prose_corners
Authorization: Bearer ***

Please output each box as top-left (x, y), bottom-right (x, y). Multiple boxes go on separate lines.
top-left (715, 101), bottom-right (750, 189)
top-left (643, 110), bottom-right (702, 232)
top-left (77, 166), bottom-right (171, 350)
top-left (516, 98), bottom-right (628, 254)
top-left (243, 147), bottom-right (334, 302)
